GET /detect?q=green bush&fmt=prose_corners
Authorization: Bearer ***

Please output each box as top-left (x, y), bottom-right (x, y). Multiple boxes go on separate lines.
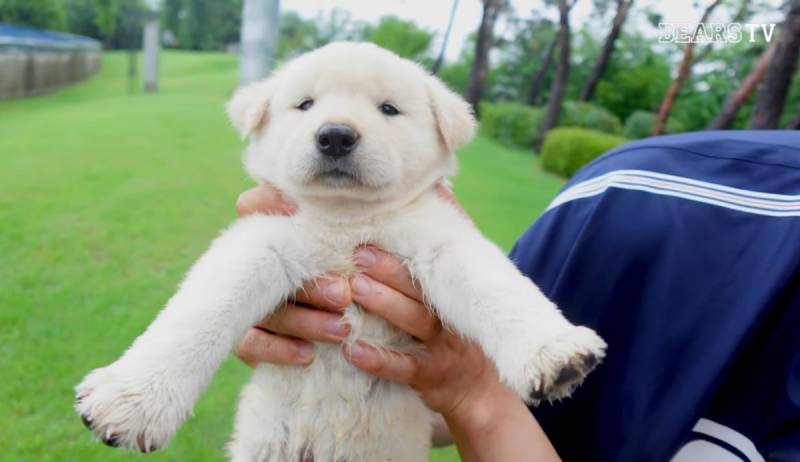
top-left (478, 102), bottom-right (543, 149)
top-left (541, 127), bottom-right (629, 177)
top-left (559, 101), bottom-right (624, 135)
top-left (624, 110), bottom-right (686, 139)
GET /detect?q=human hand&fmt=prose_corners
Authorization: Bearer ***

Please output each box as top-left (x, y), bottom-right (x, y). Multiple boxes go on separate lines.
top-left (341, 245), bottom-right (508, 419)
top-left (234, 184), bottom-right (352, 367)
top-left (233, 182), bottom-right (496, 419)
top-left (232, 181), bottom-right (463, 371)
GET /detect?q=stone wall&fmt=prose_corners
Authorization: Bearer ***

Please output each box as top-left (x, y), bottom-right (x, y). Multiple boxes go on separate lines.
top-left (0, 49), bottom-right (101, 99)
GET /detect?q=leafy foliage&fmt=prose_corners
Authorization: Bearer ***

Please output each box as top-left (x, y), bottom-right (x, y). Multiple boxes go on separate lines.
top-left (479, 100), bottom-right (624, 150)
top-left (541, 127), bottom-right (628, 177)
top-left (0, 0), bottom-right (149, 48)
top-left (623, 110), bottom-right (686, 139)
top-left (592, 33), bottom-right (672, 122)
top-left (438, 53), bottom-right (473, 96)
top-left (0, 0), bottom-right (66, 30)
top-left (0, 0), bottom-right (65, 30)
top-left (362, 16), bottom-right (433, 62)
top-left (559, 101), bottom-right (623, 134)
top-left (161, 0), bottom-right (241, 51)
top-left (479, 102), bottom-right (543, 149)
top-left (484, 16), bottom-right (558, 102)
top-left (277, 9), bottom-right (361, 60)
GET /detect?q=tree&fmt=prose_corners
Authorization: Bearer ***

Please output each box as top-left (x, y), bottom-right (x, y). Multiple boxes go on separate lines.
top-left (466, 0), bottom-right (504, 111)
top-left (652, 0), bottom-right (725, 135)
top-left (593, 33), bottom-right (671, 122)
top-left (749, 0), bottom-right (800, 129)
top-left (536, 0), bottom-right (572, 152)
top-left (172, 0), bottom-right (242, 50)
top-left (707, 41), bottom-right (776, 129)
top-left (788, 112), bottom-right (800, 129)
top-left (365, 16), bottom-right (433, 62)
top-left (277, 9), bottom-right (356, 60)
top-left (161, 0), bottom-right (181, 37)
top-left (64, 0), bottom-right (101, 38)
top-left (579, 0), bottom-right (633, 101)
top-left (693, 0), bottom-right (751, 64)
top-left (239, 0), bottom-right (280, 84)
top-left (478, 13), bottom-right (555, 102)
top-left (0, 0), bottom-right (65, 30)
top-left (432, 0), bottom-right (459, 74)
top-left (527, 30), bottom-right (558, 105)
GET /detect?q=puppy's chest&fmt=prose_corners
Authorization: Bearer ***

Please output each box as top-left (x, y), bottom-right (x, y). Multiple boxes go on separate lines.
top-left (300, 222), bottom-right (416, 351)
top-left (301, 222), bottom-right (396, 275)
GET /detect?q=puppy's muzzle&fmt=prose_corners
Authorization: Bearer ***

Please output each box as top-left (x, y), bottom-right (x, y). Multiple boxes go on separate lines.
top-left (316, 123), bottom-right (360, 159)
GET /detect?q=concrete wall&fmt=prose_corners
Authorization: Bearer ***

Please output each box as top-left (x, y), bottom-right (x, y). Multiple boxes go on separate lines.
top-left (0, 49), bottom-right (101, 99)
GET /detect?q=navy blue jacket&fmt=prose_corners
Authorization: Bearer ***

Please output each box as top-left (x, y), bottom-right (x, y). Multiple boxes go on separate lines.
top-left (509, 131), bottom-right (800, 461)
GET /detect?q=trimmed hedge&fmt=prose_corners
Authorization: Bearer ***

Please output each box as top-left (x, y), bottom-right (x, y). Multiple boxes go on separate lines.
top-left (541, 127), bottom-right (628, 177)
top-left (479, 101), bottom-right (624, 150)
top-left (624, 110), bottom-right (686, 139)
top-left (478, 102), bottom-right (543, 149)
top-left (560, 101), bottom-right (624, 135)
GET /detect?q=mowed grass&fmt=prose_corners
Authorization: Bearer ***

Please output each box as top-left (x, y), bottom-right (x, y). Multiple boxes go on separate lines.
top-left (0, 51), bottom-right (563, 462)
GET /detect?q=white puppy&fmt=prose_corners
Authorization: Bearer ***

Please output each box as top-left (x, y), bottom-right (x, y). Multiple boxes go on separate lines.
top-left (75, 42), bottom-right (606, 461)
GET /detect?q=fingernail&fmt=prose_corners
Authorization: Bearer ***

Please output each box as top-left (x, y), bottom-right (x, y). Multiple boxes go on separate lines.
top-left (348, 342), bottom-right (365, 360)
top-left (324, 318), bottom-right (350, 338)
top-left (323, 279), bottom-right (347, 304)
top-left (296, 343), bottom-right (314, 361)
top-left (355, 248), bottom-right (376, 269)
top-left (351, 274), bottom-right (371, 297)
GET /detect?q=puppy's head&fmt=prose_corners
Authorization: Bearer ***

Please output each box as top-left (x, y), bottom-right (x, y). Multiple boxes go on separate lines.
top-left (227, 42), bottom-right (475, 205)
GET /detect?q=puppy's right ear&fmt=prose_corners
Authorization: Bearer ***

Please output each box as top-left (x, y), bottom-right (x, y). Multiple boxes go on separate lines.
top-left (426, 76), bottom-right (476, 153)
top-left (226, 78), bottom-right (275, 139)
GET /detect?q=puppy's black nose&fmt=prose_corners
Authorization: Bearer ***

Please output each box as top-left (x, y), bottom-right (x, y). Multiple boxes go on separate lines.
top-left (316, 123), bottom-right (359, 159)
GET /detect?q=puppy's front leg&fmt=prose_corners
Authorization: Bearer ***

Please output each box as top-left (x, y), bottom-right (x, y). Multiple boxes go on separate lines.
top-left (395, 202), bottom-right (606, 403)
top-left (75, 215), bottom-right (312, 452)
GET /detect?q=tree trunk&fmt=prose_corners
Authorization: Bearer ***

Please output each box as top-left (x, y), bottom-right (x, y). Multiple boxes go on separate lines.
top-left (527, 33), bottom-right (558, 105)
top-left (749, 0), bottom-right (800, 129)
top-left (239, 0), bottom-right (280, 85)
top-left (653, 0), bottom-right (724, 136)
top-left (466, 0), bottom-right (503, 111)
top-left (579, 0), bottom-right (633, 101)
top-left (694, 0), bottom-right (751, 64)
top-left (787, 111), bottom-right (800, 129)
top-left (143, 19), bottom-right (160, 93)
top-left (707, 42), bottom-right (776, 129)
top-left (432, 0), bottom-right (459, 74)
top-left (535, 0), bottom-right (571, 152)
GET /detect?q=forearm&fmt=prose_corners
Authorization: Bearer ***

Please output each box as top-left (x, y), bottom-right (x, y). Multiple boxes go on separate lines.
top-left (444, 383), bottom-right (561, 462)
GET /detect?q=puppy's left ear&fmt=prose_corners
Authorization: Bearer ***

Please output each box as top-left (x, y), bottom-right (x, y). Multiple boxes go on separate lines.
top-left (226, 78), bottom-right (276, 139)
top-left (426, 77), bottom-right (477, 152)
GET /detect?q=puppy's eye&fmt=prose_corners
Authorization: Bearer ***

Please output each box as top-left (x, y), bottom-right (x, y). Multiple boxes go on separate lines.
top-left (379, 103), bottom-right (400, 116)
top-left (297, 98), bottom-right (314, 111)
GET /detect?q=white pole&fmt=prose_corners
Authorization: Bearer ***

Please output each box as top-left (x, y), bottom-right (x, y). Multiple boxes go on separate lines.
top-left (143, 19), bottom-right (159, 92)
top-left (239, 0), bottom-right (280, 85)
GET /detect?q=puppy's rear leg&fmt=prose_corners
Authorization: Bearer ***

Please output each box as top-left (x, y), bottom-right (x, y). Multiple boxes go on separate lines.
top-left (229, 377), bottom-right (296, 462)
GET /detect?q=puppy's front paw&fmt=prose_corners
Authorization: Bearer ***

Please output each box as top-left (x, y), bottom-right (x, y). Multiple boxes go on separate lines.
top-left (75, 365), bottom-right (188, 452)
top-left (505, 326), bottom-right (606, 403)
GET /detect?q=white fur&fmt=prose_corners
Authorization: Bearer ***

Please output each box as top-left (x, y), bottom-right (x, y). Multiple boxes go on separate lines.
top-left (75, 42), bottom-right (606, 461)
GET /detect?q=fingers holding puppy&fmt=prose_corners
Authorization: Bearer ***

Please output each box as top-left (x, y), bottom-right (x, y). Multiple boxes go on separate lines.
top-left (259, 303), bottom-right (351, 343)
top-left (235, 276), bottom-right (352, 367)
top-left (236, 183), bottom-right (297, 217)
top-left (235, 328), bottom-right (315, 367)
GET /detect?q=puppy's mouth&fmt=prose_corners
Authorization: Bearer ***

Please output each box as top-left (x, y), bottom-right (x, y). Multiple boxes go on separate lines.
top-left (312, 163), bottom-right (362, 187)
top-left (319, 168), bottom-right (356, 179)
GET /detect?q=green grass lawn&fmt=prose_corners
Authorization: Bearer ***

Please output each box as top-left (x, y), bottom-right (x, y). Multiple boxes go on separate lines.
top-left (0, 51), bottom-right (564, 462)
